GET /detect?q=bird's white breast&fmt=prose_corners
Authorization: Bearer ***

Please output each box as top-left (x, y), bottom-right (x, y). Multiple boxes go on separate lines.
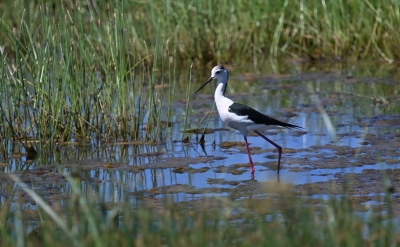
top-left (214, 83), bottom-right (235, 123)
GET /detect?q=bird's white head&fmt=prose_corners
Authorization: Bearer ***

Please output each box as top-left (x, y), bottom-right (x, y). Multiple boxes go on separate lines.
top-left (210, 65), bottom-right (229, 83)
top-left (195, 65), bottom-right (229, 94)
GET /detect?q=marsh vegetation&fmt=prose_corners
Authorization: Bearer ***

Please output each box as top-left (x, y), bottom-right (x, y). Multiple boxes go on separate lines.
top-left (1, 0), bottom-right (400, 246)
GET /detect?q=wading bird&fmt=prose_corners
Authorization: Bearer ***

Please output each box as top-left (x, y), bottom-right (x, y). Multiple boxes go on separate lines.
top-left (195, 65), bottom-right (302, 176)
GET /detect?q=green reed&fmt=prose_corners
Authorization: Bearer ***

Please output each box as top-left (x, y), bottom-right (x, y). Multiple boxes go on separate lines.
top-left (1, 0), bottom-right (399, 153)
top-left (0, 0), bottom-right (180, 159)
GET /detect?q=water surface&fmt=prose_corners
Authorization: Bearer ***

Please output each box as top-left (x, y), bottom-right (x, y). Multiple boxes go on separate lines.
top-left (1, 60), bottom-right (400, 214)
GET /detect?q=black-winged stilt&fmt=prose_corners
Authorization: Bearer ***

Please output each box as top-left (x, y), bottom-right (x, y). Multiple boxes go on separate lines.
top-left (195, 65), bottom-right (302, 176)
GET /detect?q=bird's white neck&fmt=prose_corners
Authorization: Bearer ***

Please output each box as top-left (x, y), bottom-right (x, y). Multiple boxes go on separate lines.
top-left (214, 81), bottom-right (227, 100)
top-left (214, 82), bottom-right (234, 123)
top-left (214, 82), bottom-right (233, 115)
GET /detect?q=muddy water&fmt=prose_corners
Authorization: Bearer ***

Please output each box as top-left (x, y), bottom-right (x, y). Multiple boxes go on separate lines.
top-left (1, 60), bottom-right (400, 217)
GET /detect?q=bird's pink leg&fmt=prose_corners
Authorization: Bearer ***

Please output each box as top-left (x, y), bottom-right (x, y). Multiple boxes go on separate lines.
top-left (243, 136), bottom-right (255, 176)
top-left (254, 130), bottom-right (282, 175)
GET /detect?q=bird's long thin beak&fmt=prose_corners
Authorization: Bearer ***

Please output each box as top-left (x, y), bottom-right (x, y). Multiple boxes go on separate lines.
top-left (194, 77), bottom-right (214, 94)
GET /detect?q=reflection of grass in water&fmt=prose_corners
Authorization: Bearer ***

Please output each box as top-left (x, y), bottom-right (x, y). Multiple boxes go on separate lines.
top-left (2, 176), bottom-right (398, 246)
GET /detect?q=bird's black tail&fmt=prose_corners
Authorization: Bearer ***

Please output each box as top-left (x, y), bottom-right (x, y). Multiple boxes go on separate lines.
top-left (266, 116), bottom-right (303, 129)
top-left (277, 121), bottom-right (303, 129)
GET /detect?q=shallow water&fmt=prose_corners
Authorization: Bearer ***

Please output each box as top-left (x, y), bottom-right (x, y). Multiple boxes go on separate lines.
top-left (1, 60), bottom-right (400, 215)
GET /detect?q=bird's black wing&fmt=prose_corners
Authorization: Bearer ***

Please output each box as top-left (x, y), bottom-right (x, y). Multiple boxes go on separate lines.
top-left (228, 103), bottom-right (302, 129)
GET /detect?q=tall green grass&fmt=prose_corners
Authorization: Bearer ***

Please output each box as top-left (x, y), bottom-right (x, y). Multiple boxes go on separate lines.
top-left (1, 0), bottom-right (399, 154)
top-left (0, 0), bottom-right (180, 159)
top-left (2, 0), bottom-right (400, 63)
